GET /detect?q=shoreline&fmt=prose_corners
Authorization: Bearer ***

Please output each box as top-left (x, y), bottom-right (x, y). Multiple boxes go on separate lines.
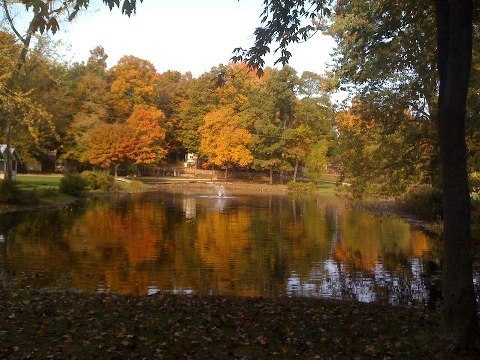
top-left (0, 179), bottom-right (440, 231)
top-left (0, 180), bottom-right (293, 215)
top-left (149, 180), bottom-right (290, 196)
top-left (0, 198), bottom-right (80, 215)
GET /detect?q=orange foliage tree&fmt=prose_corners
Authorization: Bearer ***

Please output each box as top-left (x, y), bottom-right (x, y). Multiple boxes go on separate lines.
top-left (84, 123), bottom-right (138, 177)
top-left (126, 105), bottom-right (168, 165)
top-left (199, 106), bottom-right (253, 180)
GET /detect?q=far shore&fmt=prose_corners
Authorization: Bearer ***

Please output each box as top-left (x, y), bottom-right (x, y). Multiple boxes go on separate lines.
top-left (148, 179), bottom-right (291, 196)
top-left (0, 175), bottom-right (449, 239)
top-left (0, 175), bottom-right (336, 215)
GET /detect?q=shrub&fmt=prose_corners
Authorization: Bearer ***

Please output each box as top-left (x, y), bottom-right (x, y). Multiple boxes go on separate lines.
top-left (129, 179), bottom-right (146, 190)
top-left (59, 174), bottom-right (87, 196)
top-left (19, 190), bottom-right (40, 205)
top-left (0, 179), bottom-right (22, 204)
top-left (470, 172), bottom-right (480, 194)
top-left (399, 185), bottom-right (443, 220)
top-left (81, 170), bottom-right (115, 191)
top-left (287, 181), bottom-right (317, 192)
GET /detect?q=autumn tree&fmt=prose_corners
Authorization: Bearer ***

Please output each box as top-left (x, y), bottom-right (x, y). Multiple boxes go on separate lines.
top-left (0, 0), bottom-right (142, 180)
top-left (87, 45), bottom-right (109, 73)
top-left (330, 0), bottom-right (478, 347)
top-left (0, 31), bottom-right (59, 168)
top-left (108, 55), bottom-right (158, 120)
top-left (63, 112), bottom-right (105, 170)
top-left (199, 106), bottom-right (253, 180)
top-left (60, 47), bottom-right (113, 169)
top-left (84, 123), bottom-right (137, 178)
top-left (126, 105), bottom-right (168, 167)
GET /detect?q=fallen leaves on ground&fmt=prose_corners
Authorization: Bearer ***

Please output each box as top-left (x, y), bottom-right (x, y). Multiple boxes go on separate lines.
top-left (0, 284), bottom-right (447, 359)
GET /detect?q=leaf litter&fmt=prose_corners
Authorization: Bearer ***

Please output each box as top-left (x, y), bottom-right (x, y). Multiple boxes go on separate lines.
top-left (0, 281), bottom-right (449, 359)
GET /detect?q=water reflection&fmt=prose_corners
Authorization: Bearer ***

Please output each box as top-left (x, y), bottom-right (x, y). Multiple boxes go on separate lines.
top-left (0, 192), bottom-right (444, 306)
top-left (182, 197), bottom-right (196, 219)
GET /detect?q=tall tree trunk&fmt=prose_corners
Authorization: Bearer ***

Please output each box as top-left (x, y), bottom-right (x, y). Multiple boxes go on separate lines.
top-left (435, 0), bottom-right (479, 350)
top-left (114, 164), bottom-right (119, 179)
top-left (224, 167), bottom-right (228, 181)
top-left (4, 99), bottom-right (13, 180)
top-left (293, 159), bottom-right (299, 183)
top-left (269, 168), bottom-right (273, 185)
top-left (2, 2), bottom-right (37, 181)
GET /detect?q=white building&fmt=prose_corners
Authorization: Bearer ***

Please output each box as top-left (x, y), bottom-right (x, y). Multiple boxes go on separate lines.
top-left (0, 145), bottom-right (20, 180)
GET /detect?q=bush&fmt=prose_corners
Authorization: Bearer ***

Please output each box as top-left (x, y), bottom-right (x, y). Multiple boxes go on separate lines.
top-left (129, 179), bottom-right (146, 190)
top-left (81, 170), bottom-right (115, 191)
top-left (287, 181), bottom-right (317, 192)
top-left (399, 185), bottom-right (443, 220)
top-left (470, 172), bottom-right (480, 194)
top-left (19, 190), bottom-right (40, 205)
top-left (59, 174), bottom-right (87, 196)
top-left (0, 179), bottom-right (22, 204)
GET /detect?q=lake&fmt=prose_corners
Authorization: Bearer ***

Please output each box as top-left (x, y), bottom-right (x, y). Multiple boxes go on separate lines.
top-left (0, 191), bottom-right (440, 306)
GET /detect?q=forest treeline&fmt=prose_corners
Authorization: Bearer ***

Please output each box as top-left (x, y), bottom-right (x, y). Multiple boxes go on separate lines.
top-left (0, 32), bottom-right (335, 184)
top-left (1, 1), bottom-right (479, 196)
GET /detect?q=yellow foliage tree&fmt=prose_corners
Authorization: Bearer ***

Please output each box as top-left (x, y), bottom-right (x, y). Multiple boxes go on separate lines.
top-left (108, 56), bottom-right (158, 119)
top-left (199, 107), bottom-right (253, 180)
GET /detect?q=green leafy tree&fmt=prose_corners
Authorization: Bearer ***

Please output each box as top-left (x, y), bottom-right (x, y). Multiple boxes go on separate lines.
top-left (155, 71), bottom-right (192, 156)
top-left (60, 52), bottom-right (113, 170)
top-left (0, 32), bottom-right (59, 167)
top-left (177, 67), bottom-right (222, 153)
top-left (328, 0), bottom-right (440, 189)
top-left (283, 124), bottom-right (314, 182)
top-left (335, 108), bottom-right (432, 196)
top-left (245, 66), bottom-right (299, 184)
top-left (305, 139), bottom-right (329, 183)
top-left (292, 72), bottom-right (336, 181)
top-left (238, 0), bottom-right (478, 349)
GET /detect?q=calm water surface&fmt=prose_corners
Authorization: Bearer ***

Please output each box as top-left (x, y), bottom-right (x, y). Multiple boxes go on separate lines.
top-left (0, 192), bottom-right (441, 305)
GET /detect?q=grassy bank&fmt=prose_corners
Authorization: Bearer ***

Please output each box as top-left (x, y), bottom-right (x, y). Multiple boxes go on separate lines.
top-left (0, 174), bottom-right (148, 214)
top-left (0, 285), bottom-right (446, 359)
top-left (16, 174), bottom-right (72, 203)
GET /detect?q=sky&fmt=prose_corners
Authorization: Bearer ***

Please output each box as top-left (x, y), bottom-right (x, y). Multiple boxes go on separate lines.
top-left (51, 0), bottom-right (336, 78)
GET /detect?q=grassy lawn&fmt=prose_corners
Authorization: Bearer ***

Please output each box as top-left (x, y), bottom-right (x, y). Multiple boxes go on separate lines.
top-left (13, 174), bottom-right (72, 203)
top-left (317, 181), bottom-right (337, 190)
top-left (16, 174), bottom-right (63, 190)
